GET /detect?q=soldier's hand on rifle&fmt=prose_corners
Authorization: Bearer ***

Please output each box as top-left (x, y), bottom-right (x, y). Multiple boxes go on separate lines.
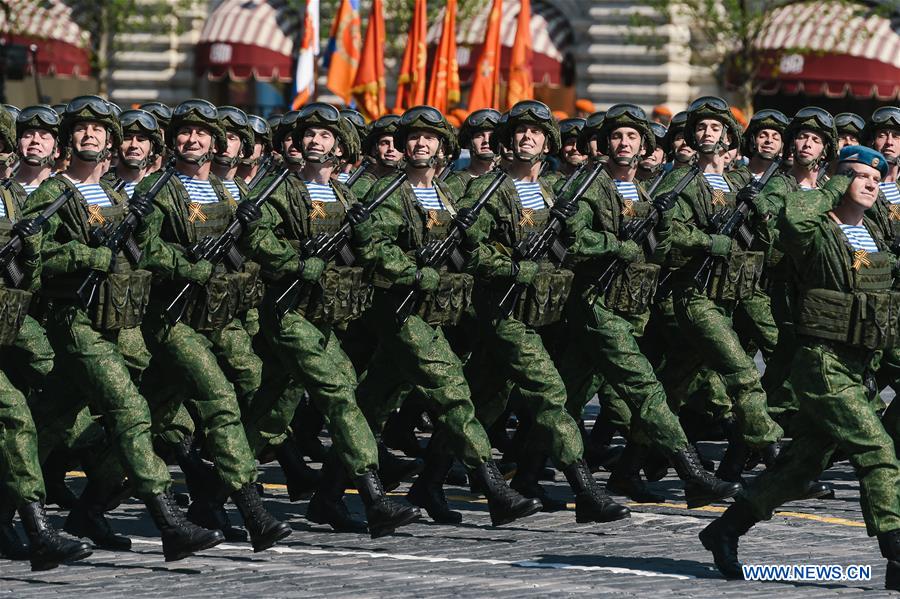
top-left (454, 207), bottom-right (479, 231)
top-left (88, 246), bottom-right (115, 272)
top-left (347, 203), bottom-right (374, 245)
top-left (416, 267), bottom-right (440, 292)
top-left (129, 194), bottom-right (155, 218)
top-left (183, 258), bottom-right (214, 284)
top-left (235, 201), bottom-right (262, 231)
top-left (550, 201), bottom-right (579, 222)
top-left (513, 260), bottom-right (539, 285)
top-left (299, 256), bottom-right (326, 283)
top-left (651, 192), bottom-right (678, 213)
top-left (735, 185), bottom-right (760, 207)
top-left (13, 218), bottom-right (41, 239)
top-left (708, 234), bottom-right (733, 257)
top-left (614, 239), bottom-right (642, 263)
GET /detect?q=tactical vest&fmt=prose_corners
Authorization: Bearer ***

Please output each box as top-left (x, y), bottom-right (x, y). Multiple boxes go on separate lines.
top-left (0, 201), bottom-right (32, 346)
top-left (168, 175), bottom-right (263, 332)
top-left (394, 184), bottom-right (473, 326)
top-left (281, 177), bottom-right (373, 325)
top-left (796, 224), bottom-right (900, 350)
top-left (493, 180), bottom-right (573, 328)
top-left (597, 179), bottom-right (660, 315)
top-left (671, 175), bottom-right (763, 302)
top-left (42, 176), bottom-right (152, 331)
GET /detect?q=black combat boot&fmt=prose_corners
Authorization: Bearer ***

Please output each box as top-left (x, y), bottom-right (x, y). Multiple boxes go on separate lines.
top-left (354, 471), bottom-right (421, 538)
top-left (306, 455), bottom-right (367, 533)
top-left (186, 497), bottom-right (248, 542)
top-left (608, 443), bottom-right (666, 503)
top-left (878, 529), bottom-right (900, 591)
top-left (65, 480), bottom-right (132, 550)
top-left (510, 451), bottom-right (567, 512)
top-left (716, 419), bottom-right (749, 483)
top-left (698, 500), bottom-right (759, 579)
top-left (801, 481), bottom-right (834, 500)
top-left (671, 445), bottom-right (741, 508)
top-left (377, 442), bottom-right (423, 491)
top-left (144, 491), bottom-right (224, 561)
top-left (173, 435), bottom-right (220, 499)
top-left (18, 502), bottom-right (92, 571)
top-left (643, 446), bottom-right (675, 481)
top-left (274, 440), bottom-right (322, 501)
top-left (407, 448), bottom-right (462, 524)
top-left (0, 506), bottom-right (29, 560)
top-left (230, 483), bottom-right (292, 552)
top-left (473, 461), bottom-right (542, 526)
top-left (562, 459), bottom-right (631, 523)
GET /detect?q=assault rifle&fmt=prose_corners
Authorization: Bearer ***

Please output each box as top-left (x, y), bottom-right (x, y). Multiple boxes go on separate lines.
top-left (273, 171), bottom-right (409, 321)
top-left (692, 158), bottom-right (782, 290)
top-left (344, 158), bottom-right (373, 188)
top-left (246, 155), bottom-right (274, 191)
top-left (496, 160), bottom-right (606, 319)
top-left (0, 188), bottom-right (75, 288)
top-left (594, 164), bottom-right (701, 294)
top-left (164, 167), bottom-right (290, 325)
top-left (76, 163), bottom-right (177, 309)
top-left (395, 169), bottom-right (508, 324)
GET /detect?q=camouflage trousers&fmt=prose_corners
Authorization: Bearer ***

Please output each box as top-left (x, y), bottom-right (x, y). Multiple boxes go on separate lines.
top-left (759, 278), bottom-right (801, 426)
top-left (357, 294), bottom-right (491, 470)
top-left (465, 316), bottom-right (583, 468)
top-left (253, 294), bottom-right (378, 477)
top-left (554, 296), bottom-right (689, 453)
top-left (673, 287), bottom-right (783, 448)
top-left (37, 304), bottom-right (170, 497)
top-left (741, 342), bottom-right (900, 536)
top-left (142, 314), bottom-right (256, 493)
top-left (0, 368), bottom-right (44, 505)
top-left (731, 287), bottom-right (779, 364)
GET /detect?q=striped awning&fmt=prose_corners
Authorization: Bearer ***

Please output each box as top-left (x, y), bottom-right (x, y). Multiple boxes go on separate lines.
top-left (426, 0), bottom-right (574, 86)
top-left (0, 0), bottom-right (91, 78)
top-left (753, 1), bottom-right (900, 99)
top-left (195, 0), bottom-right (302, 82)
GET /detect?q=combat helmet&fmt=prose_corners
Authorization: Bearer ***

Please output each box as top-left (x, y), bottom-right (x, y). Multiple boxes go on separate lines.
top-left (291, 102), bottom-right (359, 165)
top-left (458, 109), bottom-right (502, 160)
top-left (594, 103), bottom-right (655, 165)
top-left (61, 95), bottom-right (123, 163)
top-left (363, 114), bottom-right (401, 164)
top-left (495, 100), bottom-right (560, 163)
top-left (214, 106), bottom-right (254, 168)
top-left (558, 117), bottom-right (586, 154)
top-left (835, 112), bottom-right (865, 141)
top-left (15, 105), bottom-right (60, 168)
top-left (394, 105), bottom-right (456, 168)
top-left (784, 106), bottom-right (838, 165)
top-left (119, 109), bottom-right (164, 169)
top-left (139, 102), bottom-right (173, 133)
top-left (340, 108), bottom-right (368, 146)
top-left (576, 111), bottom-right (605, 156)
top-left (244, 115), bottom-right (272, 166)
top-left (168, 99), bottom-right (227, 166)
top-left (861, 106), bottom-right (900, 165)
top-left (684, 96), bottom-right (742, 153)
top-left (741, 109), bottom-right (789, 159)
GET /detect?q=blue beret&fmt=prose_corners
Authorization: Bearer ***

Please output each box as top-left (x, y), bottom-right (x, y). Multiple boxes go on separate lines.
top-left (838, 145), bottom-right (888, 178)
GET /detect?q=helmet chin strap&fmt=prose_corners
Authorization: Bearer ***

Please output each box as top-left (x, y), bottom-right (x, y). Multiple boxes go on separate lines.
top-left (21, 152), bottom-right (55, 168)
top-left (73, 147), bottom-right (110, 163)
top-left (513, 149), bottom-right (543, 165)
top-left (177, 148), bottom-right (214, 166)
top-left (213, 154), bottom-right (241, 168)
top-left (0, 153), bottom-right (17, 168)
top-left (612, 153), bottom-right (640, 167)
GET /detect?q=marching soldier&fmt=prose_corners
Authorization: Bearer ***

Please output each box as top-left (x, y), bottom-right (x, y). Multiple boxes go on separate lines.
top-left (835, 112), bottom-right (865, 150)
top-left (443, 108), bottom-right (501, 198)
top-left (105, 109), bottom-right (164, 197)
top-left (459, 100), bottom-right (630, 523)
top-left (352, 114), bottom-right (403, 198)
top-left (22, 95), bottom-right (225, 562)
top-left (211, 106), bottom-right (254, 201)
top-left (237, 115), bottom-right (272, 184)
top-left (9, 105), bottom-right (61, 202)
top-left (700, 147), bottom-right (900, 592)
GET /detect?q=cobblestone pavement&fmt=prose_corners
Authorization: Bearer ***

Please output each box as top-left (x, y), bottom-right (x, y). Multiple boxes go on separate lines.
top-left (1, 428), bottom-right (893, 598)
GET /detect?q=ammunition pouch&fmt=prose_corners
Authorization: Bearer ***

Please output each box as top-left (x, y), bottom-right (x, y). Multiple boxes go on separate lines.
top-left (602, 261), bottom-right (660, 315)
top-left (414, 270), bottom-right (473, 327)
top-left (296, 266), bottom-right (374, 325)
top-left (185, 272), bottom-right (242, 332)
top-left (796, 288), bottom-right (900, 350)
top-left (0, 287), bottom-right (32, 346)
top-left (235, 262), bottom-right (265, 313)
top-left (702, 249), bottom-right (763, 302)
top-left (507, 264), bottom-right (574, 328)
top-left (88, 270), bottom-right (152, 331)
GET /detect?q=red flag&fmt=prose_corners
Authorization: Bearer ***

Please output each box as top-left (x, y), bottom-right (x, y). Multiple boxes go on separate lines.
top-left (425, 0), bottom-right (460, 113)
top-left (351, 0), bottom-right (386, 119)
top-left (506, 0), bottom-right (533, 106)
top-left (393, 0), bottom-right (428, 111)
top-left (292, 0), bottom-right (320, 109)
top-left (324, 0), bottom-right (362, 104)
top-left (467, 0), bottom-right (502, 111)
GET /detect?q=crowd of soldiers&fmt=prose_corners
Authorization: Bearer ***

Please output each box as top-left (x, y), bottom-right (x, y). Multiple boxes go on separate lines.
top-left (0, 92), bottom-right (898, 590)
